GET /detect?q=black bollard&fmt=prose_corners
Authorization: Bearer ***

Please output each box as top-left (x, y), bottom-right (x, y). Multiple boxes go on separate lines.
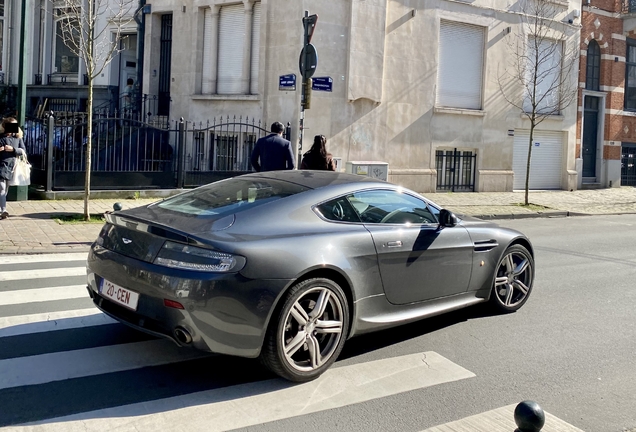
top-left (514, 400), bottom-right (545, 432)
top-left (113, 202), bottom-right (123, 211)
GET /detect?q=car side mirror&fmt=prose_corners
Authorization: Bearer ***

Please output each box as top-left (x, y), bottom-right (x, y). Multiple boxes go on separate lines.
top-left (438, 209), bottom-right (458, 227)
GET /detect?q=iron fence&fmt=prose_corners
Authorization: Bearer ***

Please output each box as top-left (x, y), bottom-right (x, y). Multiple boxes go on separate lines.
top-left (435, 149), bottom-right (477, 192)
top-left (22, 113), bottom-right (283, 191)
top-left (621, 145), bottom-right (636, 186)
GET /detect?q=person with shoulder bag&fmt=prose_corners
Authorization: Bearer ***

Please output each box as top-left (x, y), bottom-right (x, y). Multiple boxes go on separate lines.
top-left (301, 135), bottom-right (336, 171)
top-left (0, 117), bottom-right (28, 219)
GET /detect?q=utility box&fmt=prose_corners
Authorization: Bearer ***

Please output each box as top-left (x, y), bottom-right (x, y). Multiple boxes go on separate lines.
top-left (7, 185), bottom-right (28, 201)
top-left (345, 161), bottom-right (388, 181)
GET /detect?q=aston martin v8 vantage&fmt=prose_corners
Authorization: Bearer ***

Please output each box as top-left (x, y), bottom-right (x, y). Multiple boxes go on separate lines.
top-left (86, 171), bottom-right (534, 382)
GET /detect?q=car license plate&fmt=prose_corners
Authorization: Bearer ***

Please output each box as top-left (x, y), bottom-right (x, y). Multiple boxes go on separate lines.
top-left (100, 278), bottom-right (139, 311)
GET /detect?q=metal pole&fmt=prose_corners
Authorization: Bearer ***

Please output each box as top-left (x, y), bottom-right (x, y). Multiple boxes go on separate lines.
top-left (177, 118), bottom-right (185, 188)
top-left (46, 113), bottom-right (55, 192)
top-left (17, 0), bottom-right (29, 126)
top-left (298, 10), bottom-right (310, 168)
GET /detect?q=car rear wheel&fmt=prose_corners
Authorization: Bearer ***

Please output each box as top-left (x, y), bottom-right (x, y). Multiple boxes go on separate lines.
top-left (260, 278), bottom-right (349, 382)
top-left (489, 244), bottom-right (534, 313)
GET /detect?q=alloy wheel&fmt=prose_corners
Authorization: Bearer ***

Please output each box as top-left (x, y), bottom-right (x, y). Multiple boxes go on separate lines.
top-left (281, 286), bottom-right (344, 372)
top-left (493, 248), bottom-right (533, 309)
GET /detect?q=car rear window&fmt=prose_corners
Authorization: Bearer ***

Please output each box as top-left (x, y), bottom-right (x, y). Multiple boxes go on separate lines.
top-left (154, 178), bottom-right (309, 216)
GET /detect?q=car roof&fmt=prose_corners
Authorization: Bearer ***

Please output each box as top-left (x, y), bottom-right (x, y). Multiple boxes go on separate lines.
top-left (241, 170), bottom-right (387, 190)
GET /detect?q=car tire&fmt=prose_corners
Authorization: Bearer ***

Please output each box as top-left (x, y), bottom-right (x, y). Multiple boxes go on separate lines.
top-left (489, 244), bottom-right (534, 313)
top-left (260, 278), bottom-right (350, 382)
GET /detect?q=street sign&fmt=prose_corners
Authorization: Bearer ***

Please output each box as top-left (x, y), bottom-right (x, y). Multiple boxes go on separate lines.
top-left (303, 14), bottom-right (318, 43)
top-left (299, 43), bottom-right (318, 80)
top-left (279, 74), bottom-right (296, 91)
top-left (311, 76), bottom-right (332, 92)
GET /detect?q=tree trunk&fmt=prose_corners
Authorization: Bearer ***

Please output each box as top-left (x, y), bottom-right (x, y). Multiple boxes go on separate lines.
top-left (525, 121), bottom-right (535, 206)
top-left (84, 78), bottom-right (93, 221)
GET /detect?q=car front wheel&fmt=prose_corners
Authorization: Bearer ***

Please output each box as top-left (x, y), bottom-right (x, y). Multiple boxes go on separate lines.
top-left (489, 244), bottom-right (534, 313)
top-left (260, 278), bottom-right (349, 382)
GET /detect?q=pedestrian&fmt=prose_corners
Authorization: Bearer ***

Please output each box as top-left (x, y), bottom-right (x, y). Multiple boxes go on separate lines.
top-left (250, 121), bottom-right (295, 172)
top-left (301, 134), bottom-right (336, 171)
top-left (122, 78), bottom-right (135, 113)
top-left (0, 117), bottom-right (27, 220)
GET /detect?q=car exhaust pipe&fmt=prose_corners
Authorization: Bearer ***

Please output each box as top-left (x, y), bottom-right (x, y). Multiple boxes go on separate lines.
top-left (174, 327), bottom-right (192, 345)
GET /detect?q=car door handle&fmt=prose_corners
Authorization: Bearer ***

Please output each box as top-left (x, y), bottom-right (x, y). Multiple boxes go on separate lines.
top-left (386, 241), bottom-right (403, 248)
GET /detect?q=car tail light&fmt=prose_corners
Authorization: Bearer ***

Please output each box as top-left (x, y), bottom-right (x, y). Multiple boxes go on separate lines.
top-left (153, 241), bottom-right (244, 272)
top-left (164, 299), bottom-right (184, 309)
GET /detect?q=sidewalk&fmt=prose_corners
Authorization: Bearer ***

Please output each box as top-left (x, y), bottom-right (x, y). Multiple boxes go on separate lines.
top-left (1, 187), bottom-right (635, 254)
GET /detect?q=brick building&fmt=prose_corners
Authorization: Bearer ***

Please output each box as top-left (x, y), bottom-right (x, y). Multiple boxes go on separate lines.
top-left (579, 0), bottom-right (636, 187)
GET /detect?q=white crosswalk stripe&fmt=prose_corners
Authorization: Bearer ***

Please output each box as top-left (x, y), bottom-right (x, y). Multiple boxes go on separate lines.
top-left (0, 309), bottom-right (114, 337)
top-left (0, 253), bottom-right (87, 265)
top-left (0, 285), bottom-right (87, 305)
top-left (0, 267), bottom-right (86, 281)
top-left (0, 339), bottom-right (211, 390)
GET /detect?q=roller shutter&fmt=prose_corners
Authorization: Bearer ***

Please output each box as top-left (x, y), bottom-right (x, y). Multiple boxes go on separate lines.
top-left (437, 21), bottom-right (485, 110)
top-left (217, 4), bottom-right (244, 94)
top-left (513, 130), bottom-right (563, 190)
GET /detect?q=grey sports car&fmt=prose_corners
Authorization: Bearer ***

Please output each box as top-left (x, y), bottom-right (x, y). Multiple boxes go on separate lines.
top-left (86, 171), bottom-right (534, 382)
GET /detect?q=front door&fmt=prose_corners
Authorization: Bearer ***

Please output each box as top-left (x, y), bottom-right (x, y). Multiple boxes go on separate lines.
top-left (348, 189), bottom-right (473, 305)
top-left (582, 96), bottom-right (600, 178)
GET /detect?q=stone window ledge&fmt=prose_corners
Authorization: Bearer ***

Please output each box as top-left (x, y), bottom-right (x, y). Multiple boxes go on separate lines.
top-left (192, 94), bottom-right (260, 101)
top-left (434, 107), bottom-right (486, 116)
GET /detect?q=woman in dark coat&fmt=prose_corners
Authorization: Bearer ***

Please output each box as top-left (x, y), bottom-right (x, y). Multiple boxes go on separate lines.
top-left (0, 117), bottom-right (27, 219)
top-left (301, 135), bottom-right (336, 171)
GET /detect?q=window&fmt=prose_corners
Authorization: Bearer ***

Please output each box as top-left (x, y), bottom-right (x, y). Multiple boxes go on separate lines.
top-left (586, 40), bottom-right (600, 91)
top-left (346, 190), bottom-right (437, 225)
top-left (523, 38), bottom-right (562, 114)
top-left (202, 2), bottom-right (261, 95)
top-left (626, 39), bottom-right (636, 110)
top-left (437, 20), bottom-right (485, 110)
top-left (53, 7), bottom-right (80, 74)
top-left (155, 177), bottom-right (308, 217)
top-left (315, 197), bottom-right (361, 223)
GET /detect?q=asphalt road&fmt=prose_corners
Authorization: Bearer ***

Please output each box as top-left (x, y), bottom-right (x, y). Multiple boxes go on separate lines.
top-left (1, 214), bottom-right (635, 431)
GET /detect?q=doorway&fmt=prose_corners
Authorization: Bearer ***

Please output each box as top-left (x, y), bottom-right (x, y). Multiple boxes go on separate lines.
top-left (582, 96), bottom-right (600, 178)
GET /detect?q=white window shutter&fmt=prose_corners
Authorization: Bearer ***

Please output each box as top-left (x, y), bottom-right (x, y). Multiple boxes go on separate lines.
top-left (217, 4), bottom-right (245, 94)
top-left (202, 8), bottom-right (213, 94)
top-left (250, 2), bottom-right (261, 94)
top-left (437, 21), bottom-right (485, 109)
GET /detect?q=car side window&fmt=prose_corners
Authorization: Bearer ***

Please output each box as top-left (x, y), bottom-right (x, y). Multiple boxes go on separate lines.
top-left (347, 190), bottom-right (437, 225)
top-left (315, 197), bottom-right (361, 223)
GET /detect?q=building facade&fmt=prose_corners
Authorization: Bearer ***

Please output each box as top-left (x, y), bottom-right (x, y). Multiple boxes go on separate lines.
top-left (3, 0), bottom-right (584, 192)
top-left (578, 0), bottom-right (636, 187)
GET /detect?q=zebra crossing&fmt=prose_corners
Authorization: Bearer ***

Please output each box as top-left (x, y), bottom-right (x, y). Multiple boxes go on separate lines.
top-left (0, 253), bottom-right (583, 432)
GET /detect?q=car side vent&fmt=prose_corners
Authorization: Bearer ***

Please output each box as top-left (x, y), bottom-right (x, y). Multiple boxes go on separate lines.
top-left (474, 239), bottom-right (498, 252)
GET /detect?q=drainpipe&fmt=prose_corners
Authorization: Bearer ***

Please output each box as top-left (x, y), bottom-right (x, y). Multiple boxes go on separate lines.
top-left (16, 0), bottom-right (29, 125)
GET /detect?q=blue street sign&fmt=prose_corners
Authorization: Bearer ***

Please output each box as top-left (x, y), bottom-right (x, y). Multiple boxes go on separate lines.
top-left (279, 74), bottom-right (296, 91)
top-left (311, 76), bottom-right (332, 92)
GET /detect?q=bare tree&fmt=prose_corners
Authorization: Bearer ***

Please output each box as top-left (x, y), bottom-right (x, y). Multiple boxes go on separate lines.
top-left (498, 0), bottom-right (579, 204)
top-left (54, 0), bottom-right (135, 220)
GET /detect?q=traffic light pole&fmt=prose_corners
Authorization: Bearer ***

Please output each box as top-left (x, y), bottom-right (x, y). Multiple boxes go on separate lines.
top-left (299, 11), bottom-right (317, 168)
top-left (299, 11), bottom-right (309, 168)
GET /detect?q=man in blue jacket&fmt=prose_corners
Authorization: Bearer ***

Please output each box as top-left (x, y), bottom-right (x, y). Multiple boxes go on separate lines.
top-left (250, 122), bottom-right (295, 172)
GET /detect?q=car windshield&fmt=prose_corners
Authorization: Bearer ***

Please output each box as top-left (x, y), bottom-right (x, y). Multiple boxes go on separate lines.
top-left (154, 178), bottom-right (309, 216)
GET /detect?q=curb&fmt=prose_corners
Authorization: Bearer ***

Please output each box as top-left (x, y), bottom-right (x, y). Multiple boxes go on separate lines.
top-left (472, 211), bottom-right (590, 220)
